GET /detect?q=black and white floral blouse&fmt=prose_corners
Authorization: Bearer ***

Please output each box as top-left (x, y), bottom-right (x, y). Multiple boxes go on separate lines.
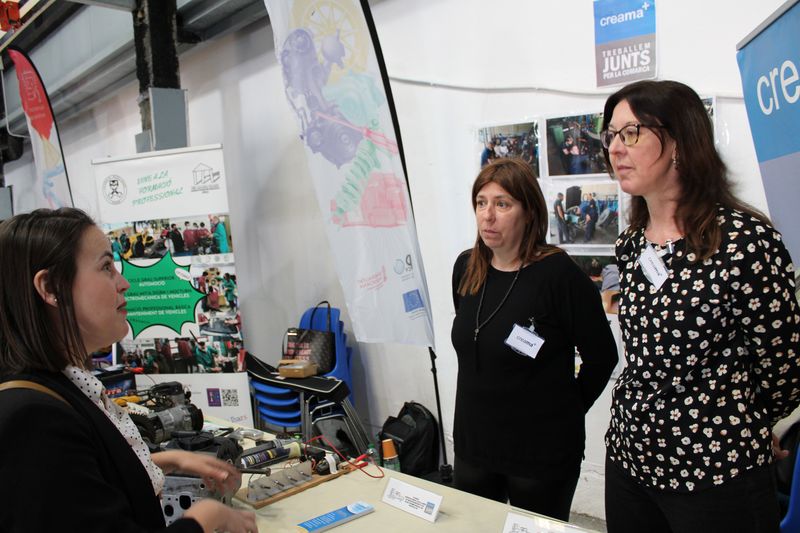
top-left (606, 206), bottom-right (800, 492)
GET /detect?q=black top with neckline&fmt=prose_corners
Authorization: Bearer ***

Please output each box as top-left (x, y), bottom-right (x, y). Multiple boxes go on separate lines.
top-left (451, 249), bottom-right (618, 477)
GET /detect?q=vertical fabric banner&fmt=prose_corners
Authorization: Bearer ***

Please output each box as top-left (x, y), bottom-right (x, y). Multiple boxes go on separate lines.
top-left (737, 1), bottom-right (800, 263)
top-left (7, 46), bottom-right (73, 209)
top-left (263, 0), bottom-right (434, 346)
top-left (593, 0), bottom-right (657, 87)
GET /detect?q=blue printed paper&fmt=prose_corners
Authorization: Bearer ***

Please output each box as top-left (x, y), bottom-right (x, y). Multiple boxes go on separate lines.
top-left (593, 0), bottom-right (657, 87)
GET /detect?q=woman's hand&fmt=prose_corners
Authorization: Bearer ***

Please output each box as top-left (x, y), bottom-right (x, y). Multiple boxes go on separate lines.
top-left (152, 449), bottom-right (241, 494)
top-left (183, 499), bottom-right (258, 533)
top-left (772, 432), bottom-right (790, 460)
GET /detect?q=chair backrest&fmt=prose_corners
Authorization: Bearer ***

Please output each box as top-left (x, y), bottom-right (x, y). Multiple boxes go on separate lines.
top-left (782, 442), bottom-right (800, 533)
top-left (299, 304), bottom-right (353, 395)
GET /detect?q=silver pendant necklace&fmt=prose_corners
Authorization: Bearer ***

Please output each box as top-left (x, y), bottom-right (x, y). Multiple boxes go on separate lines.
top-left (474, 267), bottom-right (521, 342)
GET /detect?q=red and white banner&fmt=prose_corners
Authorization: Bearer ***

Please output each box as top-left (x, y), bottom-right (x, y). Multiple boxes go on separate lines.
top-left (7, 46), bottom-right (73, 209)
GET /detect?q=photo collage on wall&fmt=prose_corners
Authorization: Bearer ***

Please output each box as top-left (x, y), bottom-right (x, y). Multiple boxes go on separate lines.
top-left (100, 213), bottom-right (243, 375)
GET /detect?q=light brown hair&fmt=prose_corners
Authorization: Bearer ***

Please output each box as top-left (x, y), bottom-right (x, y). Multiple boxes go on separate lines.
top-left (459, 158), bottom-right (562, 295)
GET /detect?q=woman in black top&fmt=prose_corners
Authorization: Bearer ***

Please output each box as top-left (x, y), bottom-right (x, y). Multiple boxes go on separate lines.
top-left (451, 158), bottom-right (618, 520)
top-left (601, 80), bottom-right (800, 532)
top-left (0, 208), bottom-right (257, 532)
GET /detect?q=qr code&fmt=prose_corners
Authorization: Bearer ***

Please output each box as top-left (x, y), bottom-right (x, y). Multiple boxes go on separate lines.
top-left (221, 388), bottom-right (239, 407)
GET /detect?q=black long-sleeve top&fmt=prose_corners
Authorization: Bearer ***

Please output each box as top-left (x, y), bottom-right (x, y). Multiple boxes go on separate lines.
top-left (0, 370), bottom-right (202, 532)
top-left (606, 206), bottom-right (800, 492)
top-left (451, 250), bottom-right (618, 478)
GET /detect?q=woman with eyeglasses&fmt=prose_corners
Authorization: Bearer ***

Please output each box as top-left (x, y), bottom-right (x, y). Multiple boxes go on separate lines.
top-left (601, 80), bottom-right (800, 532)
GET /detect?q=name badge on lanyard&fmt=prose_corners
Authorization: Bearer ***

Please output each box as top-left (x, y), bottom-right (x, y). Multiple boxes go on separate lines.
top-left (639, 244), bottom-right (669, 290)
top-left (504, 323), bottom-right (545, 359)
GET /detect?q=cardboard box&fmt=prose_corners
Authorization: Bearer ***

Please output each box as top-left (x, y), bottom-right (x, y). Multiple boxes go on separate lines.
top-left (278, 359), bottom-right (318, 378)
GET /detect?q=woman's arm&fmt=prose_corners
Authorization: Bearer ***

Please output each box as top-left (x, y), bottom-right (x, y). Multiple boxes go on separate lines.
top-left (729, 223), bottom-right (800, 426)
top-left (151, 449), bottom-right (241, 494)
top-left (564, 260), bottom-right (619, 411)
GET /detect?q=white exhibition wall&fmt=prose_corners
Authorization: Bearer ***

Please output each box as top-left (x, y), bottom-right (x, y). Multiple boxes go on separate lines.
top-left (4, 0), bottom-right (788, 519)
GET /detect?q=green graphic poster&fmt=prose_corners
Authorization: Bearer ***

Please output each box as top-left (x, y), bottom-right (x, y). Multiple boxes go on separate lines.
top-left (123, 253), bottom-right (205, 337)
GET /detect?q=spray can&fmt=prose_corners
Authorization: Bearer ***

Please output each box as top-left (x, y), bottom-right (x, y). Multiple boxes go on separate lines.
top-left (381, 438), bottom-right (401, 472)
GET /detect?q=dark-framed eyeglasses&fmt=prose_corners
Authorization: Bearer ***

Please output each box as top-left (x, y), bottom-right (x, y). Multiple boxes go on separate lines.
top-left (600, 124), bottom-right (665, 149)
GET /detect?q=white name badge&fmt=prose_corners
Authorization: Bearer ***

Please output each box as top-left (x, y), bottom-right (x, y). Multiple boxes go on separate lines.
top-left (382, 477), bottom-right (443, 523)
top-left (639, 245), bottom-right (669, 290)
top-left (504, 324), bottom-right (545, 359)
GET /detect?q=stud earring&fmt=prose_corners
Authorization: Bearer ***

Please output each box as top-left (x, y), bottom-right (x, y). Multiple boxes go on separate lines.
top-left (672, 154), bottom-right (678, 169)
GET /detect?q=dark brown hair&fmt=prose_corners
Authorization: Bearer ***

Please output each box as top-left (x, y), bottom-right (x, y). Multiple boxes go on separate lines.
top-left (602, 80), bottom-right (767, 260)
top-left (459, 158), bottom-right (562, 295)
top-left (0, 208), bottom-right (96, 374)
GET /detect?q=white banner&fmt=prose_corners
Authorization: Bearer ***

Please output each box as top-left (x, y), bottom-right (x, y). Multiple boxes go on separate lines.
top-left (92, 144), bottom-right (229, 222)
top-left (263, 0), bottom-right (434, 346)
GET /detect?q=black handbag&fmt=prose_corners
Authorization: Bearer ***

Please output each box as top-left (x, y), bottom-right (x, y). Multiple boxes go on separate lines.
top-left (282, 301), bottom-right (335, 375)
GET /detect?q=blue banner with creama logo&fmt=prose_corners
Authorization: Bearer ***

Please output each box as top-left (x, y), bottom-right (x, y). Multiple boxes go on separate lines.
top-left (737, 0), bottom-right (800, 262)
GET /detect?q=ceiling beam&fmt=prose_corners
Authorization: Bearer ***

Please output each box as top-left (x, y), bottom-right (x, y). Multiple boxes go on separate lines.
top-left (66, 0), bottom-right (135, 12)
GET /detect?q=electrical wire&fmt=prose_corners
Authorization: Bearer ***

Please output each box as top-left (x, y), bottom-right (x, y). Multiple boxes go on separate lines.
top-left (304, 434), bottom-right (385, 479)
top-left (387, 74), bottom-right (747, 101)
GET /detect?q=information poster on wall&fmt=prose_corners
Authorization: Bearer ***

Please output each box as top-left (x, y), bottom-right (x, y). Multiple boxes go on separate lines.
top-left (593, 0), bottom-right (657, 87)
top-left (92, 145), bottom-right (247, 376)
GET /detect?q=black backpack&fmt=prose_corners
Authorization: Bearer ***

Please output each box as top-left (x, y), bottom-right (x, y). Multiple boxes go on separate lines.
top-left (380, 401), bottom-right (440, 477)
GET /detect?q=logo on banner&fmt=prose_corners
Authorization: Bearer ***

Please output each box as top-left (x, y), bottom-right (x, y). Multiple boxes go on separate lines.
top-left (393, 254), bottom-right (414, 281)
top-left (102, 175), bottom-right (127, 204)
top-left (599, 2), bottom-right (650, 27)
top-left (402, 289), bottom-right (424, 313)
top-left (594, 0), bottom-right (657, 87)
top-left (191, 162), bottom-right (222, 193)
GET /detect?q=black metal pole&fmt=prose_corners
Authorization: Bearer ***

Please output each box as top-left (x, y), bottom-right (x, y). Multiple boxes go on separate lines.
top-left (429, 347), bottom-right (452, 482)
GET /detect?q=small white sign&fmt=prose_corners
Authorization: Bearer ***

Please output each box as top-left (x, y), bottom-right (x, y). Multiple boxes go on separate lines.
top-left (381, 477), bottom-right (442, 523)
top-left (502, 511), bottom-right (588, 532)
top-left (504, 324), bottom-right (545, 359)
top-left (639, 245), bottom-right (669, 290)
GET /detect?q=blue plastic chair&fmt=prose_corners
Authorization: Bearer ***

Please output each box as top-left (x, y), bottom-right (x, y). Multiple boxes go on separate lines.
top-left (782, 443), bottom-right (800, 533)
top-left (248, 303), bottom-right (354, 431)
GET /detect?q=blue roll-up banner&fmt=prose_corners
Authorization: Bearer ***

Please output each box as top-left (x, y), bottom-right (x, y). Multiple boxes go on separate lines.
top-left (593, 0), bottom-right (657, 87)
top-left (737, 0), bottom-right (800, 262)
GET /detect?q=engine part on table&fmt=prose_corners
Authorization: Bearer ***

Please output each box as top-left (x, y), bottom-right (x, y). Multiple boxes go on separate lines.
top-left (228, 428), bottom-right (266, 442)
top-left (128, 381), bottom-right (203, 444)
top-left (130, 404), bottom-right (203, 444)
top-left (164, 431), bottom-right (243, 464)
top-left (161, 474), bottom-right (235, 526)
top-left (245, 461), bottom-right (314, 502)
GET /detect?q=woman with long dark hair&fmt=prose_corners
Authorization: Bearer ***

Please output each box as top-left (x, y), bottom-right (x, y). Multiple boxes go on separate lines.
top-left (602, 80), bottom-right (800, 532)
top-left (451, 158), bottom-right (618, 520)
top-left (0, 208), bottom-right (257, 532)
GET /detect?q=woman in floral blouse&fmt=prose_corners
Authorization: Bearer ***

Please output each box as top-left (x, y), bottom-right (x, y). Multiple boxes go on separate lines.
top-left (601, 80), bottom-right (800, 532)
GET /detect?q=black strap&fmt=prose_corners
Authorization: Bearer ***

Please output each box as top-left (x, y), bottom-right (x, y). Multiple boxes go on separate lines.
top-left (309, 300), bottom-right (332, 332)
